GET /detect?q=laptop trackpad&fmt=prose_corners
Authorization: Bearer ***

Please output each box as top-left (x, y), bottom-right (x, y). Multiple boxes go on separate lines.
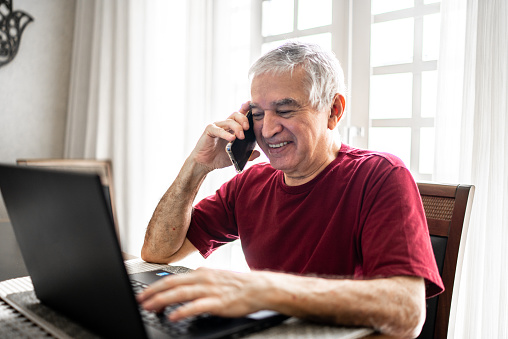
top-left (129, 270), bottom-right (174, 285)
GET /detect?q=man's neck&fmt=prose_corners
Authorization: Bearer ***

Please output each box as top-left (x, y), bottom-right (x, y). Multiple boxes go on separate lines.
top-left (283, 144), bottom-right (340, 186)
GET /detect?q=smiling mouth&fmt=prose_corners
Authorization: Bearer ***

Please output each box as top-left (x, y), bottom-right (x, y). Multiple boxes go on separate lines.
top-left (268, 142), bottom-right (289, 149)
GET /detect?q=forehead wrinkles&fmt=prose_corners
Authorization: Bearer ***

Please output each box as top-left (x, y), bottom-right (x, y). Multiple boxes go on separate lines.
top-left (251, 68), bottom-right (312, 111)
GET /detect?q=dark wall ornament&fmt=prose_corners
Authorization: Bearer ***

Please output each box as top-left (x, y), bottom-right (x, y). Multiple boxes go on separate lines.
top-left (0, 0), bottom-right (33, 68)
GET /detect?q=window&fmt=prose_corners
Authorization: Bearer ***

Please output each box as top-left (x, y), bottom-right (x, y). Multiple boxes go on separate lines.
top-left (252, 0), bottom-right (340, 56)
top-left (368, 0), bottom-right (441, 180)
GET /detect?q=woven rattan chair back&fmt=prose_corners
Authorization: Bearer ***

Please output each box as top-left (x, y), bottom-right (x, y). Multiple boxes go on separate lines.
top-left (417, 182), bottom-right (474, 339)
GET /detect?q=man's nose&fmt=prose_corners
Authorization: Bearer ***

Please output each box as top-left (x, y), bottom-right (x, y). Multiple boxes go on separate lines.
top-left (261, 112), bottom-right (283, 139)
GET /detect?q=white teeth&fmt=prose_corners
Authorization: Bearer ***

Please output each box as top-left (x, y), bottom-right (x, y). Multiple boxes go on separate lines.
top-left (268, 142), bottom-right (288, 148)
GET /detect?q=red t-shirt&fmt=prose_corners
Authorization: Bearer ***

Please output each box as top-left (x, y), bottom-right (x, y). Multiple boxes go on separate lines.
top-left (188, 144), bottom-right (444, 298)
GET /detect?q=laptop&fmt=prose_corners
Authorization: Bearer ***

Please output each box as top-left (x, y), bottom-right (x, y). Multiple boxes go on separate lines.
top-left (0, 164), bottom-right (288, 338)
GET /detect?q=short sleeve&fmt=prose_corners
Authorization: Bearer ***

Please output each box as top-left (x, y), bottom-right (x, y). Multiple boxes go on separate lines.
top-left (187, 178), bottom-right (240, 258)
top-left (358, 166), bottom-right (444, 298)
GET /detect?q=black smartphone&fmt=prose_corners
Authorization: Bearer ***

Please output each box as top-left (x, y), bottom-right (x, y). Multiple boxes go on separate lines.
top-left (225, 110), bottom-right (257, 173)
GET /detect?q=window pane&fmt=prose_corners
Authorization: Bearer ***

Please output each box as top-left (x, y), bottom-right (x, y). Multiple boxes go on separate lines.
top-left (370, 73), bottom-right (413, 119)
top-left (261, 33), bottom-right (332, 55)
top-left (298, 0), bottom-right (332, 30)
top-left (419, 127), bottom-right (435, 174)
top-left (262, 0), bottom-right (294, 37)
top-left (422, 13), bottom-right (441, 61)
top-left (371, 18), bottom-right (414, 66)
top-left (424, 0), bottom-right (440, 4)
top-left (371, 0), bottom-right (414, 15)
top-left (297, 33), bottom-right (332, 50)
top-left (421, 70), bottom-right (438, 118)
top-left (369, 127), bottom-right (411, 168)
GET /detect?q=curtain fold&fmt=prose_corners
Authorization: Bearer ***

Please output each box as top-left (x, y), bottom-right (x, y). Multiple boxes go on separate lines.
top-left (435, 0), bottom-right (508, 337)
top-left (65, 0), bottom-right (137, 251)
top-left (64, 0), bottom-right (250, 268)
top-left (65, 0), bottom-right (190, 253)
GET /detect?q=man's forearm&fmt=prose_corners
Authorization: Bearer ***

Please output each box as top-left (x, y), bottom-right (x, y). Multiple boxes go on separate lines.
top-left (139, 267), bottom-right (426, 338)
top-left (260, 273), bottom-right (426, 338)
top-left (141, 158), bottom-right (208, 263)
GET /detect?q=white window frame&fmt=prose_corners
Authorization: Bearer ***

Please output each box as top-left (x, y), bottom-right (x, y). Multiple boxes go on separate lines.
top-left (351, 0), bottom-right (440, 181)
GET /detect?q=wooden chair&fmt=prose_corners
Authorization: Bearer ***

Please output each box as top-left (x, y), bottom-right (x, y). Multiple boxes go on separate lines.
top-left (417, 182), bottom-right (474, 339)
top-left (16, 159), bottom-right (119, 237)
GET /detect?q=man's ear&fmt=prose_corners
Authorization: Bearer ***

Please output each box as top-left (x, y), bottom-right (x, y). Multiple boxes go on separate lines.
top-left (328, 94), bottom-right (345, 130)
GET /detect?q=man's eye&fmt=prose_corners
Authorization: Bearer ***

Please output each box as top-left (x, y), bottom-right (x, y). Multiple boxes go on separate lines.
top-left (277, 111), bottom-right (294, 117)
top-left (252, 112), bottom-right (264, 120)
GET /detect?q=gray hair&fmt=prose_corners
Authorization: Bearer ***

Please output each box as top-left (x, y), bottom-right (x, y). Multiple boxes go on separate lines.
top-left (249, 41), bottom-right (346, 112)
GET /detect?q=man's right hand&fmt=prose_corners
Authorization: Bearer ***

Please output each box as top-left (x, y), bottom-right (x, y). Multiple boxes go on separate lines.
top-left (141, 102), bottom-right (260, 263)
top-left (189, 102), bottom-right (260, 174)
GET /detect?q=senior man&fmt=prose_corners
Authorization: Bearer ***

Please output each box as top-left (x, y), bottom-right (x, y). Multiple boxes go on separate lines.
top-left (138, 41), bottom-right (443, 338)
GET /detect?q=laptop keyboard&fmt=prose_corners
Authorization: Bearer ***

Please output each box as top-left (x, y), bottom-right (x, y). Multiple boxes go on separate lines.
top-left (131, 280), bottom-right (219, 337)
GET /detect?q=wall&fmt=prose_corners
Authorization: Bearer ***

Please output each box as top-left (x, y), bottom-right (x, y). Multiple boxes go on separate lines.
top-left (0, 0), bottom-right (76, 221)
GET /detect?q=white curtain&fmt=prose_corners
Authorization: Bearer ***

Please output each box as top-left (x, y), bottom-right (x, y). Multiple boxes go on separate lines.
top-left (435, 0), bottom-right (508, 337)
top-left (65, 0), bottom-right (251, 269)
top-left (66, 0), bottom-right (188, 254)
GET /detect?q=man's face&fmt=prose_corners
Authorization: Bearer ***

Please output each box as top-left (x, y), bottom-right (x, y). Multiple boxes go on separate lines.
top-left (250, 68), bottom-right (335, 180)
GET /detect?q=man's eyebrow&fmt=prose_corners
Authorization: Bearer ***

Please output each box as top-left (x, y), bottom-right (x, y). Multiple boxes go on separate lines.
top-left (249, 98), bottom-right (302, 110)
top-left (273, 98), bottom-right (302, 108)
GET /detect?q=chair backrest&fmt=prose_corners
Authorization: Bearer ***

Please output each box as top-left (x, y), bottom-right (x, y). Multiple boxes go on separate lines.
top-left (16, 159), bottom-right (119, 237)
top-left (416, 182), bottom-right (474, 339)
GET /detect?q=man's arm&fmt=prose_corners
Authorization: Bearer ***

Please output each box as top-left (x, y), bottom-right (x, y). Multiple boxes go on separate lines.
top-left (141, 103), bottom-right (258, 263)
top-left (266, 274), bottom-right (426, 338)
top-left (137, 268), bottom-right (426, 338)
top-left (140, 158), bottom-right (207, 263)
